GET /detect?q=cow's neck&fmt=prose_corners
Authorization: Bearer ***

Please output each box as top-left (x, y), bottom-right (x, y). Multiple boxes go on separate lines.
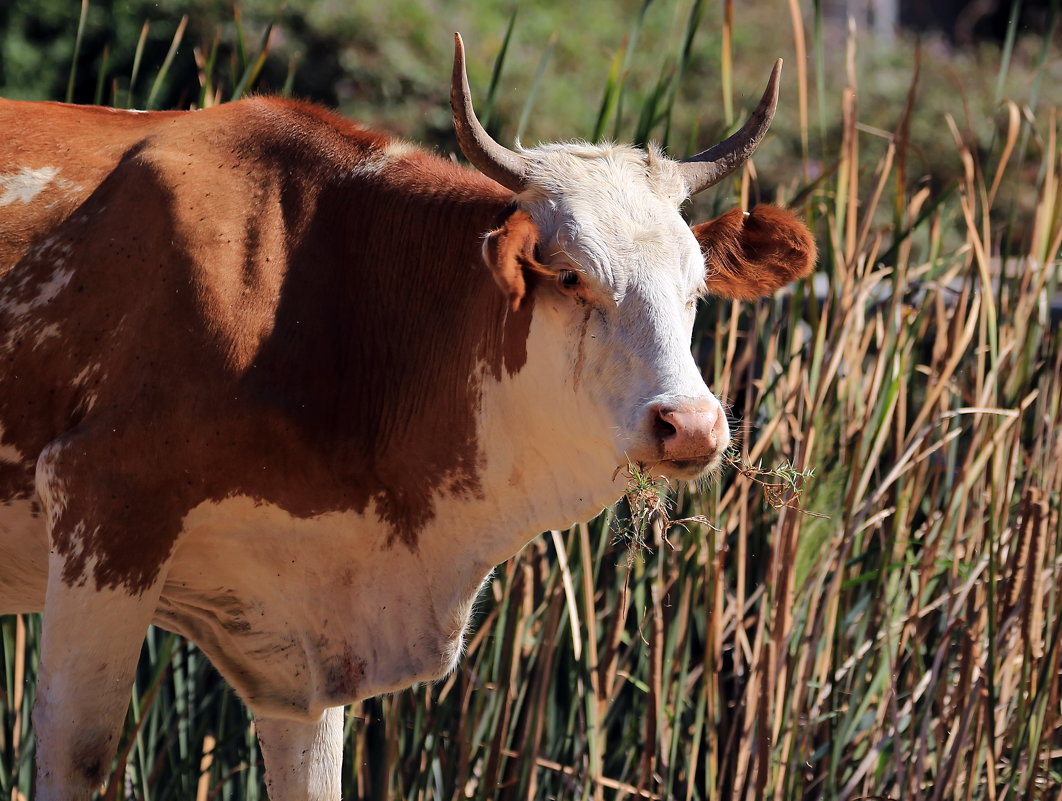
top-left (318, 161), bottom-right (620, 558)
top-left (245, 159), bottom-right (569, 546)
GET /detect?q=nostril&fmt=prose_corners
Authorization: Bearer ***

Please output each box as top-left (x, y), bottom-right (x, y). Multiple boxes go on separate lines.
top-left (651, 407), bottom-right (678, 440)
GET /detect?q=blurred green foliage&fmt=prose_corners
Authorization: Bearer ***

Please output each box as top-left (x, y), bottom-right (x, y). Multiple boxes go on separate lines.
top-left (2, 0), bottom-right (1059, 200)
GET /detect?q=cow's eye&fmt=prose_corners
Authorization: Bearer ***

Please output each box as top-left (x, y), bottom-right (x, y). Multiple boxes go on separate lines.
top-left (557, 269), bottom-right (581, 291)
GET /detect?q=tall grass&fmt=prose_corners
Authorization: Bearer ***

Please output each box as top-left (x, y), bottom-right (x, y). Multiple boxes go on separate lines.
top-left (2, 3), bottom-right (1061, 800)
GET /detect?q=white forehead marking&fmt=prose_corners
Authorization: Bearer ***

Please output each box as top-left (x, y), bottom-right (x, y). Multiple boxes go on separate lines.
top-left (0, 166), bottom-right (61, 207)
top-left (517, 142), bottom-right (703, 298)
top-left (520, 141), bottom-right (688, 212)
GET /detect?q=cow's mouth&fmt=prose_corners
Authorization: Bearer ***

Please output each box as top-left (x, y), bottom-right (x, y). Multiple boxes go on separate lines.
top-left (620, 445), bottom-right (725, 483)
top-left (613, 454), bottom-right (720, 483)
top-left (658, 455), bottom-right (720, 480)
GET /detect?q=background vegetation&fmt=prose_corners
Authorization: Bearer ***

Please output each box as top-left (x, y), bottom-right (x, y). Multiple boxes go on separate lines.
top-left (1, 1), bottom-right (1060, 799)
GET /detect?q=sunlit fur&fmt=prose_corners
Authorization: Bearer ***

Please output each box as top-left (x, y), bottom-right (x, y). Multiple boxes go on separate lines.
top-left (514, 141), bottom-right (725, 477)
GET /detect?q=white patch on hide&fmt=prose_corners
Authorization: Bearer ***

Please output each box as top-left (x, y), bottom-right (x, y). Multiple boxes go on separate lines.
top-left (0, 166), bottom-right (60, 206)
top-left (32, 322), bottom-right (61, 349)
top-left (34, 442), bottom-right (71, 530)
top-left (348, 140), bottom-right (416, 178)
top-left (0, 421), bottom-right (24, 465)
top-left (163, 495), bottom-right (503, 720)
top-left (382, 140), bottom-right (417, 160)
top-left (0, 260), bottom-right (75, 348)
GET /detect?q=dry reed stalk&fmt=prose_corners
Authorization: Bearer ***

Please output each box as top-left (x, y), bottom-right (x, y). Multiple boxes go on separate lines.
top-left (577, 522), bottom-right (605, 801)
top-left (786, 0), bottom-right (809, 174)
top-left (195, 734), bottom-right (216, 801)
top-left (10, 616), bottom-right (24, 771)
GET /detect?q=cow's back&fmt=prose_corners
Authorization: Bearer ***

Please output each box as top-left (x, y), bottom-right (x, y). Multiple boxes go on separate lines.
top-left (0, 99), bottom-right (352, 453)
top-left (0, 100), bottom-right (186, 276)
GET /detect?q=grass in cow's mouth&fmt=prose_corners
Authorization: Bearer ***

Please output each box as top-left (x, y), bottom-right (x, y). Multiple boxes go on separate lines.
top-left (613, 461), bottom-right (672, 554)
top-left (617, 454), bottom-right (818, 555)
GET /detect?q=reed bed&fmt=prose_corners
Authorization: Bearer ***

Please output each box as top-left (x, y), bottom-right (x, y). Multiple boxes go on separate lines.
top-left (2, 2), bottom-right (1060, 799)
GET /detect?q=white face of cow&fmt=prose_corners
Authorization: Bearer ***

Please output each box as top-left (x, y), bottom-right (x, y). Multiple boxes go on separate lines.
top-left (450, 36), bottom-right (796, 498)
top-left (516, 142), bottom-right (729, 483)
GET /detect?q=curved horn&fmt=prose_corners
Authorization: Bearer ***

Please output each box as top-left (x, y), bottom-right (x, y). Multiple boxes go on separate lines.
top-left (451, 33), bottom-right (527, 192)
top-left (679, 59), bottom-right (782, 196)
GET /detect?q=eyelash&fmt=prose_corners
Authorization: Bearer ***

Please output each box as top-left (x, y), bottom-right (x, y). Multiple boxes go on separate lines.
top-left (557, 269), bottom-right (581, 291)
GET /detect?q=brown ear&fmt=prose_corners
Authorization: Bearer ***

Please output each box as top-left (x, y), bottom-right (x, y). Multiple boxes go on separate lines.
top-left (692, 205), bottom-right (816, 300)
top-left (482, 209), bottom-right (543, 311)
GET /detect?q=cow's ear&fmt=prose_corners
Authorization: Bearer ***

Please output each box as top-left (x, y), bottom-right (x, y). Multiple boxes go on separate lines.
top-left (692, 205), bottom-right (816, 300)
top-left (482, 209), bottom-right (543, 311)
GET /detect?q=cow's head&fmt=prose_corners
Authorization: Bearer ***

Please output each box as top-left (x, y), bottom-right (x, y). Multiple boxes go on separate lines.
top-left (453, 35), bottom-right (815, 484)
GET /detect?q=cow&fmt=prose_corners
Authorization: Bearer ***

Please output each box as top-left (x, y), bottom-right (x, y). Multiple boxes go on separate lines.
top-left (0, 33), bottom-right (814, 800)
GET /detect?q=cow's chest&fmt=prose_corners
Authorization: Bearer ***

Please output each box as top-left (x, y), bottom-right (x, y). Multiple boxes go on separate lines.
top-left (157, 496), bottom-right (488, 720)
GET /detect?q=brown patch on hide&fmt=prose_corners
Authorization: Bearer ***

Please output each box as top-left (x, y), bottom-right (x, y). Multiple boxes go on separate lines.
top-left (692, 204), bottom-right (816, 300)
top-left (0, 96), bottom-right (533, 595)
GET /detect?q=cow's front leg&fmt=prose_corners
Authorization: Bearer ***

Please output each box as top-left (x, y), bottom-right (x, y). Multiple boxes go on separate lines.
top-left (32, 440), bottom-right (174, 801)
top-left (256, 707), bottom-right (344, 801)
top-left (33, 556), bottom-right (165, 800)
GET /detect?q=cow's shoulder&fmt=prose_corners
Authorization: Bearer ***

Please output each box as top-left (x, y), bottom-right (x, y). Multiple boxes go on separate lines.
top-left (0, 101), bottom-right (175, 274)
top-left (130, 97), bottom-right (397, 180)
